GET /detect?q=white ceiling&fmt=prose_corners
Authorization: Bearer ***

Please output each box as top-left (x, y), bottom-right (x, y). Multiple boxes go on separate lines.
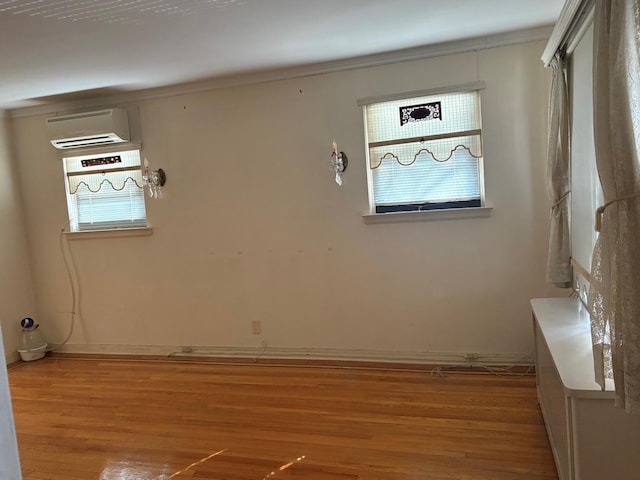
top-left (0, 0), bottom-right (564, 111)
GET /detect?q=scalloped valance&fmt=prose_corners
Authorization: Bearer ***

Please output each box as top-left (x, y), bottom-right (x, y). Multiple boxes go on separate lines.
top-left (369, 133), bottom-right (482, 169)
top-left (67, 168), bottom-right (143, 195)
top-left (64, 151), bottom-right (144, 195)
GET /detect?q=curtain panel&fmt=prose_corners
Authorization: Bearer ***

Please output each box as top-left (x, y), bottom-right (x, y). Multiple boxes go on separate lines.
top-left (588, 0), bottom-right (640, 413)
top-left (546, 54), bottom-right (572, 287)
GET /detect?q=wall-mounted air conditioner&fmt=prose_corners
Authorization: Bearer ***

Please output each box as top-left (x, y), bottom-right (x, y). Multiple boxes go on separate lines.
top-left (46, 108), bottom-right (130, 150)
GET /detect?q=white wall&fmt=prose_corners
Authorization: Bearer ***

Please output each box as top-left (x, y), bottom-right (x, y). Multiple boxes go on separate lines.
top-left (0, 113), bottom-right (28, 479)
top-left (10, 41), bottom-right (560, 362)
top-left (0, 113), bottom-right (38, 360)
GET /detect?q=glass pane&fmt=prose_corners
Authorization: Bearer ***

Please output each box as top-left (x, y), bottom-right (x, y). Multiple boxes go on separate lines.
top-left (366, 91), bottom-right (481, 144)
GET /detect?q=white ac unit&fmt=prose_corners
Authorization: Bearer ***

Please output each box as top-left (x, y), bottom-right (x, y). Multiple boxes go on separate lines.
top-left (46, 108), bottom-right (130, 150)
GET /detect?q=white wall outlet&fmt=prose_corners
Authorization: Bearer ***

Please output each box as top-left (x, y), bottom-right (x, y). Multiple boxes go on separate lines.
top-left (251, 320), bottom-right (262, 335)
top-left (464, 352), bottom-right (479, 360)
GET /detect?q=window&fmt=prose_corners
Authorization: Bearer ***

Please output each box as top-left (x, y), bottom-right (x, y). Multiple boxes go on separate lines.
top-left (63, 149), bottom-right (147, 232)
top-left (362, 84), bottom-right (485, 214)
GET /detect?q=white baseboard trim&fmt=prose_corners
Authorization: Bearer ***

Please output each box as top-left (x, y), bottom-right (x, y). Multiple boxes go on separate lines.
top-left (5, 351), bottom-right (21, 365)
top-left (51, 344), bottom-right (533, 366)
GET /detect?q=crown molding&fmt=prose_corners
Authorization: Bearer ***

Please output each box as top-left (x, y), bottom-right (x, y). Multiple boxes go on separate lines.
top-left (357, 81), bottom-right (486, 107)
top-left (10, 25), bottom-right (553, 119)
top-left (541, 0), bottom-right (594, 66)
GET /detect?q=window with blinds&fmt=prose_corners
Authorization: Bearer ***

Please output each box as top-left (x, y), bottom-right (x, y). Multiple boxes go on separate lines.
top-left (363, 87), bottom-right (484, 213)
top-left (63, 149), bottom-right (147, 232)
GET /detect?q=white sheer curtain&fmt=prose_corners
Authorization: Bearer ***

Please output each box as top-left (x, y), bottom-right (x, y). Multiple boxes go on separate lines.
top-left (588, 0), bottom-right (640, 413)
top-left (546, 54), bottom-right (572, 287)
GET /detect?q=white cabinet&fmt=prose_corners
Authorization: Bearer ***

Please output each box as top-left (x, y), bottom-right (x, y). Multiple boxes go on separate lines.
top-left (532, 298), bottom-right (640, 480)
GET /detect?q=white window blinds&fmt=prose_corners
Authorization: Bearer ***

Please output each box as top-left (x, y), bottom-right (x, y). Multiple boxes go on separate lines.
top-left (364, 89), bottom-right (483, 213)
top-left (63, 149), bottom-right (147, 232)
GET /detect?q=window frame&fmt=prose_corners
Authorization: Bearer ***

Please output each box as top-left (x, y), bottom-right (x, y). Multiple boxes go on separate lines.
top-left (358, 82), bottom-right (490, 220)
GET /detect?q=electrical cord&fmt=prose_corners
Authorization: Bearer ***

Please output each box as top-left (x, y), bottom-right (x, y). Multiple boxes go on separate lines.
top-left (167, 341), bottom-right (269, 362)
top-left (44, 354), bottom-right (537, 381)
top-left (252, 341), bottom-right (268, 363)
top-left (46, 226), bottom-right (78, 351)
top-left (430, 355), bottom-right (535, 378)
top-left (163, 350), bottom-right (535, 379)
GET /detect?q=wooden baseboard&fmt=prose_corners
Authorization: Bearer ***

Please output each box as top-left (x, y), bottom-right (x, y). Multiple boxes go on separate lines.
top-left (45, 351), bottom-right (535, 374)
top-left (51, 343), bottom-right (533, 364)
top-left (44, 344), bottom-right (534, 373)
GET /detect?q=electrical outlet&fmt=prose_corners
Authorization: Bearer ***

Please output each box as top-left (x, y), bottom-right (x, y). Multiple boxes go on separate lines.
top-left (251, 320), bottom-right (262, 335)
top-left (464, 352), bottom-right (479, 360)
top-left (181, 346), bottom-right (193, 353)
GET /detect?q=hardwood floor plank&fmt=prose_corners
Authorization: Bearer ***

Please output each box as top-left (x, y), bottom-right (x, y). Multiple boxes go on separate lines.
top-left (8, 357), bottom-right (557, 480)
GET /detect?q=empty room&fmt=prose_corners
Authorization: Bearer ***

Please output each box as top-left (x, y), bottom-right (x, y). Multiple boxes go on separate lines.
top-left (1, 1), bottom-right (639, 479)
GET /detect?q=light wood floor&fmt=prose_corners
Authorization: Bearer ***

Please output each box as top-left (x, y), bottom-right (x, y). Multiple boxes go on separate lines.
top-left (8, 356), bottom-right (557, 480)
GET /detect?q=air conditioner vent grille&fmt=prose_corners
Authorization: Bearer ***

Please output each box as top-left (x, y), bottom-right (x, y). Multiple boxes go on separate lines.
top-left (46, 108), bottom-right (130, 150)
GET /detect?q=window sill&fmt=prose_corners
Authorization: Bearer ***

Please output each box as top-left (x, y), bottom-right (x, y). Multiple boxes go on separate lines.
top-left (362, 206), bottom-right (493, 224)
top-left (64, 226), bottom-right (154, 240)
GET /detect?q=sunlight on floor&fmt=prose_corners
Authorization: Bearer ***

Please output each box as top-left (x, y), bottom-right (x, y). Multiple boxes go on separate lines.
top-left (100, 462), bottom-right (167, 480)
top-left (167, 449), bottom-right (227, 478)
top-left (262, 455), bottom-right (306, 480)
